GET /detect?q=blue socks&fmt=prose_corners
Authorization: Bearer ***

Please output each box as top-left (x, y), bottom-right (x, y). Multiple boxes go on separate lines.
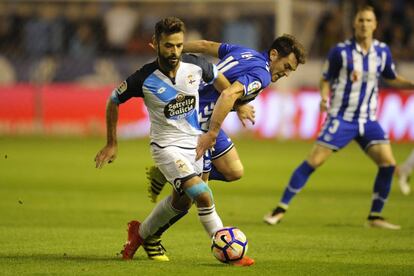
top-left (370, 166), bottom-right (395, 215)
top-left (280, 161), bottom-right (315, 205)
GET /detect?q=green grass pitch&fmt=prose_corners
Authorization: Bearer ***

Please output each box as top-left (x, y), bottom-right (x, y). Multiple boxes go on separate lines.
top-left (1, 137), bottom-right (413, 275)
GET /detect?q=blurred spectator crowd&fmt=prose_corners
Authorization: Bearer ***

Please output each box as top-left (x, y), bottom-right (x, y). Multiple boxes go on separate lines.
top-left (0, 0), bottom-right (413, 85)
top-left (311, 0), bottom-right (414, 60)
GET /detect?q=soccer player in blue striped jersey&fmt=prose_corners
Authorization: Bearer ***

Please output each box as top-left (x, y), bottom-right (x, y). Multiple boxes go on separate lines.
top-left (264, 5), bottom-right (414, 229)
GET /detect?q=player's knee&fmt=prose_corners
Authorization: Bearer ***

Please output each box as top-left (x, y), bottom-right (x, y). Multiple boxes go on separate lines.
top-left (307, 157), bottom-right (324, 168)
top-left (224, 169), bottom-right (244, 181)
top-left (378, 160), bottom-right (396, 167)
top-left (184, 181), bottom-right (213, 206)
top-left (222, 160), bottom-right (244, 181)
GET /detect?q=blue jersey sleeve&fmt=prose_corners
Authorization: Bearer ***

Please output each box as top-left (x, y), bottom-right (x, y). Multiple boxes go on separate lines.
top-left (381, 46), bottom-right (397, 80)
top-left (322, 46), bottom-right (342, 81)
top-left (218, 43), bottom-right (243, 59)
top-left (236, 67), bottom-right (271, 97)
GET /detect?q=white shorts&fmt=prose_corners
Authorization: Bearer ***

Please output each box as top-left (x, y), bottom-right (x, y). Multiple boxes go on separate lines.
top-left (150, 144), bottom-right (203, 194)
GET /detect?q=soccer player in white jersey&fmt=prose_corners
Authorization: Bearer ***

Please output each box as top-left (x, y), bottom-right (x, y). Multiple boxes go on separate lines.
top-left (94, 17), bottom-right (253, 266)
top-left (397, 149), bottom-right (414, 195)
top-left (263, 5), bottom-right (414, 229)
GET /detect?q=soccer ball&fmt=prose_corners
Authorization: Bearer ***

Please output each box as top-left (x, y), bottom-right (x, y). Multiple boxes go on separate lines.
top-left (211, 226), bottom-right (248, 263)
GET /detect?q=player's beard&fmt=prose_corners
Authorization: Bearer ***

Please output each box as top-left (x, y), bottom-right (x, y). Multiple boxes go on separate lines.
top-left (158, 52), bottom-right (180, 72)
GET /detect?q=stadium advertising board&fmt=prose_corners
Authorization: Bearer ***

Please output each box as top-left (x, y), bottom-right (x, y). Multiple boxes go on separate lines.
top-left (0, 85), bottom-right (413, 141)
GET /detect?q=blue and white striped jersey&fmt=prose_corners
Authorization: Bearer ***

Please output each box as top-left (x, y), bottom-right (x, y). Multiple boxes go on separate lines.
top-left (322, 39), bottom-right (397, 123)
top-left (111, 54), bottom-right (218, 148)
top-left (199, 43), bottom-right (272, 131)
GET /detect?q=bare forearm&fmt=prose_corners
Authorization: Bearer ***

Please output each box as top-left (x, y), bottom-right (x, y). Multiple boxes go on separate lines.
top-left (319, 78), bottom-right (330, 101)
top-left (208, 93), bottom-right (235, 135)
top-left (208, 82), bottom-right (243, 136)
top-left (213, 72), bottom-right (231, 93)
top-left (183, 40), bottom-right (221, 58)
top-left (106, 99), bottom-right (119, 146)
top-left (385, 76), bottom-right (414, 89)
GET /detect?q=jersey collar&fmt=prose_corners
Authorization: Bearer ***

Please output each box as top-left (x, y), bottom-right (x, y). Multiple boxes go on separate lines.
top-left (352, 38), bottom-right (375, 55)
top-left (261, 51), bottom-right (271, 72)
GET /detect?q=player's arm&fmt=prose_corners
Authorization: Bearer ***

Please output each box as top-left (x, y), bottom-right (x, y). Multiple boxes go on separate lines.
top-left (213, 71), bottom-right (231, 93)
top-left (384, 75), bottom-right (414, 89)
top-left (95, 98), bottom-right (119, 169)
top-left (319, 46), bottom-right (341, 112)
top-left (183, 40), bottom-right (221, 58)
top-left (196, 81), bottom-right (244, 160)
top-left (94, 69), bottom-right (144, 168)
top-left (319, 78), bottom-right (330, 112)
top-left (381, 46), bottom-right (414, 90)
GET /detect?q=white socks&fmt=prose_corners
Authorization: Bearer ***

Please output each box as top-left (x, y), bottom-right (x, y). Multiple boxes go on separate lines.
top-left (197, 204), bottom-right (223, 237)
top-left (139, 195), bottom-right (184, 239)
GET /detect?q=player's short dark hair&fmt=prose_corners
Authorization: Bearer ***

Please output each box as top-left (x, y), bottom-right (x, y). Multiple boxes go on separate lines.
top-left (269, 34), bottom-right (306, 64)
top-left (354, 5), bottom-right (376, 20)
top-left (154, 17), bottom-right (186, 42)
top-left (356, 5), bottom-right (375, 14)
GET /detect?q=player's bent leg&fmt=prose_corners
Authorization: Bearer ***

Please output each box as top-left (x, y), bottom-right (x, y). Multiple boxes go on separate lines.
top-left (365, 144), bottom-right (400, 229)
top-left (366, 143), bottom-right (396, 167)
top-left (264, 144), bottom-right (333, 225)
top-left (183, 176), bottom-right (255, 265)
top-left (182, 176), bottom-right (223, 237)
top-left (142, 190), bottom-right (192, 261)
top-left (306, 143), bottom-right (334, 168)
top-left (130, 193), bottom-right (189, 260)
top-left (210, 147), bottom-right (244, 182)
top-left (146, 165), bottom-right (169, 203)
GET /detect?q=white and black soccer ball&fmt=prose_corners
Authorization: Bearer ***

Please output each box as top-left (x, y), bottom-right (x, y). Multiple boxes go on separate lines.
top-left (211, 226), bottom-right (248, 263)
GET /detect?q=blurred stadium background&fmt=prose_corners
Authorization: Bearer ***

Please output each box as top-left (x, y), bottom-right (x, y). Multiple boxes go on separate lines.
top-left (1, 1), bottom-right (414, 274)
top-left (1, 0), bottom-right (413, 141)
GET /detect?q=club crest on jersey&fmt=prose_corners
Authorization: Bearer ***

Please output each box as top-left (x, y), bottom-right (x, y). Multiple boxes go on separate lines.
top-left (116, 81), bottom-right (127, 95)
top-left (187, 74), bottom-right (196, 85)
top-left (247, 81), bottom-right (261, 94)
top-left (176, 159), bottom-right (190, 173)
top-left (164, 94), bottom-right (196, 119)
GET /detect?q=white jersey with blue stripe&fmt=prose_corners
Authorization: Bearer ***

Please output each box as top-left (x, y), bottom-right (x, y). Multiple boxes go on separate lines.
top-left (199, 43), bottom-right (271, 131)
top-left (111, 54), bottom-right (218, 148)
top-left (322, 39), bottom-right (397, 123)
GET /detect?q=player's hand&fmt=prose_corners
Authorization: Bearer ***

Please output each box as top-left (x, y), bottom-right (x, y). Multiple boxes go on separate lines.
top-left (196, 132), bottom-right (216, 160)
top-left (320, 99), bottom-right (329, 113)
top-left (95, 144), bottom-right (117, 169)
top-left (236, 104), bottom-right (255, 127)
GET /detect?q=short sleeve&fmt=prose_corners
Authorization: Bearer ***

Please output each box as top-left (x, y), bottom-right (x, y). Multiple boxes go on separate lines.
top-left (218, 43), bottom-right (242, 59)
top-left (182, 54), bottom-right (218, 84)
top-left (110, 71), bottom-right (144, 104)
top-left (322, 46), bottom-right (342, 81)
top-left (236, 67), bottom-right (271, 96)
top-left (381, 46), bottom-right (397, 80)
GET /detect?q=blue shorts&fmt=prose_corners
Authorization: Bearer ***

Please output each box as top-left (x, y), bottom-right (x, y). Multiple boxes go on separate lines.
top-left (317, 116), bottom-right (389, 151)
top-left (203, 129), bottom-right (234, 172)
